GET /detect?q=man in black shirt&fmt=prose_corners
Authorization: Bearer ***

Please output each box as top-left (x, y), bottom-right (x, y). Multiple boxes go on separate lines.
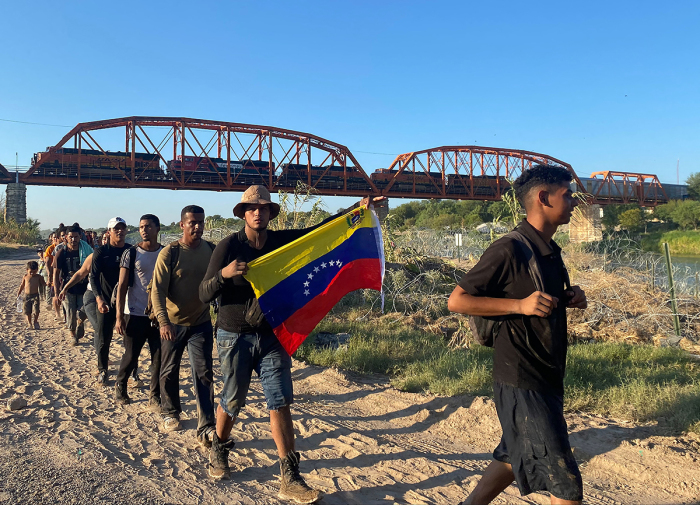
top-left (55, 225), bottom-right (88, 346)
top-left (89, 217), bottom-right (129, 386)
top-left (200, 185), bottom-right (382, 503)
top-left (448, 165), bottom-right (587, 505)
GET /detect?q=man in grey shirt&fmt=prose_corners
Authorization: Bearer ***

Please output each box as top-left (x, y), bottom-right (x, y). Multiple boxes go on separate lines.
top-left (114, 214), bottom-right (163, 406)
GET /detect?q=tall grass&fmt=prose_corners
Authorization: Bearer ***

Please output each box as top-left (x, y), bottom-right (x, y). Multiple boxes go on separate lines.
top-left (0, 218), bottom-right (41, 244)
top-left (297, 322), bottom-right (700, 433)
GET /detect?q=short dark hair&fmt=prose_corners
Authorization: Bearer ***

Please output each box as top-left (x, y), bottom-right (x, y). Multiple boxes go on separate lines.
top-left (513, 164), bottom-right (573, 208)
top-left (57, 225), bottom-right (66, 235)
top-left (68, 225), bottom-right (81, 234)
top-left (27, 260), bottom-right (38, 271)
top-left (140, 214), bottom-right (161, 228)
top-left (181, 205), bottom-right (204, 221)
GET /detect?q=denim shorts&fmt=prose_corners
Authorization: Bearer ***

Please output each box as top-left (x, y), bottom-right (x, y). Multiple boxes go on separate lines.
top-left (493, 382), bottom-right (583, 501)
top-left (216, 328), bottom-right (293, 417)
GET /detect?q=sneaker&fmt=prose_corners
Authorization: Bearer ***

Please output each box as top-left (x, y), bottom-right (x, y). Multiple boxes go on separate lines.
top-left (278, 451), bottom-right (322, 504)
top-left (96, 370), bottom-right (108, 387)
top-left (115, 384), bottom-right (131, 405)
top-left (198, 427), bottom-right (215, 449)
top-left (208, 434), bottom-right (235, 480)
top-left (163, 416), bottom-right (181, 432)
top-left (148, 395), bottom-right (161, 412)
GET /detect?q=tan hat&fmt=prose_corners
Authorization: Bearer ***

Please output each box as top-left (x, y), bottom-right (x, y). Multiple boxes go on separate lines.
top-left (233, 185), bottom-right (280, 219)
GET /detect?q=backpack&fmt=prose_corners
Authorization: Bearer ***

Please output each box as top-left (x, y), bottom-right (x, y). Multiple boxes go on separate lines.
top-left (144, 239), bottom-right (216, 327)
top-left (109, 245), bottom-right (141, 307)
top-left (469, 230), bottom-right (549, 347)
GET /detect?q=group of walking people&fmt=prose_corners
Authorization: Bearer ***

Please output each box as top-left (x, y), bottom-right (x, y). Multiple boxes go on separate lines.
top-left (16, 165), bottom-right (588, 505)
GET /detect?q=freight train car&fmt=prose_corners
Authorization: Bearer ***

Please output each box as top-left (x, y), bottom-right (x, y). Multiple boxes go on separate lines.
top-left (31, 148), bottom-right (164, 181)
top-left (277, 164), bottom-right (369, 191)
top-left (166, 156), bottom-right (275, 185)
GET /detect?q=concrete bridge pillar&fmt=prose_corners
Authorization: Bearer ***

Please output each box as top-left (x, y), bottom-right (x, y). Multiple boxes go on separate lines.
top-left (372, 198), bottom-right (389, 222)
top-left (4, 182), bottom-right (27, 224)
top-left (570, 204), bottom-right (602, 243)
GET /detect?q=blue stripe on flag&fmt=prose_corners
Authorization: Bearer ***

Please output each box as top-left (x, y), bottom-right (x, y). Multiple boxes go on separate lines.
top-left (257, 226), bottom-right (381, 327)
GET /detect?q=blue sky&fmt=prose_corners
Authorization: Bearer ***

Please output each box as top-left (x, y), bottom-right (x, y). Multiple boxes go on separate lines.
top-left (1, 0), bottom-right (699, 229)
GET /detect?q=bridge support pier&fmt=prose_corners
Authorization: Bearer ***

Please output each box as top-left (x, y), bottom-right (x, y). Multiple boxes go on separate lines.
top-left (569, 204), bottom-right (602, 243)
top-left (373, 198), bottom-right (389, 222)
top-left (4, 182), bottom-right (27, 224)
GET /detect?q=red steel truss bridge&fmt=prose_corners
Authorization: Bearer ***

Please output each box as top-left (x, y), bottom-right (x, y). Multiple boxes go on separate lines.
top-left (16, 117), bottom-right (669, 206)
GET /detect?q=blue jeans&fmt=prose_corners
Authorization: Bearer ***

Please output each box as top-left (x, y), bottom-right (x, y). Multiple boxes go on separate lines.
top-left (216, 329), bottom-right (293, 417)
top-left (159, 320), bottom-right (215, 436)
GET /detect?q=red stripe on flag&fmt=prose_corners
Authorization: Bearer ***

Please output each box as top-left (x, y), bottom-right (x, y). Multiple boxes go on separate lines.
top-left (273, 258), bottom-right (382, 356)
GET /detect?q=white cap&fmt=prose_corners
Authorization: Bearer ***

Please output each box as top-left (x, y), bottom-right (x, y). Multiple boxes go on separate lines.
top-left (107, 217), bottom-right (127, 229)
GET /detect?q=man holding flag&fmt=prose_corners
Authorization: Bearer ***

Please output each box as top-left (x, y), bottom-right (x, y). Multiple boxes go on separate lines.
top-left (200, 185), bottom-right (383, 503)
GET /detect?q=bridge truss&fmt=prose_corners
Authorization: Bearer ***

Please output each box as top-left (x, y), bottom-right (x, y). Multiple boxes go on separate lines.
top-left (21, 117), bottom-right (379, 196)
top-left (13, 117), bottom-right (670, 206)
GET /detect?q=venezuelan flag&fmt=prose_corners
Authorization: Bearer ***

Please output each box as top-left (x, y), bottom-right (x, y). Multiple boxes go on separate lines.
top-left (244, 206), bottom-right (385, 356)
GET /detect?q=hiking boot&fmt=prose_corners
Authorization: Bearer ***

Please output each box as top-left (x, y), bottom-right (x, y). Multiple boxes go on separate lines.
top-left (208, 434), bottom-right (235, 480)
top-left (278, 451), bottom-right (321, 504)
top-left (162, 416), bottom-right (181, 432)
top-left (115, 384), bottom-right (131, 405)
top-left (148, 395), bottom-right (161, 412)
top-left (198, 427), bottom-right (215, 449)
top-left (96, 370), bottom-right (108, 387)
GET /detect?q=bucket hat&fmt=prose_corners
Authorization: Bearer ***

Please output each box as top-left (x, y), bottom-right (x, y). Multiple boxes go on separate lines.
top-left (233, 185), bottom-right (280, 219)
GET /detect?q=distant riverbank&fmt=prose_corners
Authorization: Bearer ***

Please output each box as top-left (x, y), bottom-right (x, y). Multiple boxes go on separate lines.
top-left (641, 230), bottom-right (700, 256)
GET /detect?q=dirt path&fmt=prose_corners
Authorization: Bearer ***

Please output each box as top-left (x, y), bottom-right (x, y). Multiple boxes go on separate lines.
top-left (0, 253), bottom-right (698, 504)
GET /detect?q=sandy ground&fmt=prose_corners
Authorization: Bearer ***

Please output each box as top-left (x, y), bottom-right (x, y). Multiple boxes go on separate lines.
top-left (0, 251), bottom-right (699, 505)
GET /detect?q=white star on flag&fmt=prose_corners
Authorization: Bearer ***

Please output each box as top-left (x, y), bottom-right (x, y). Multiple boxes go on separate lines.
top-left (314, 266), bottom-right (320, 273)
top-left (303, 281), bottom-right (309, 287)
top-left (329, 260), bottom-right (335, 266)
top-left (336, 261), bottom-right (343, 267)
top-left (308, 273), bottom-right (314, 279)
top-left (321, 262), bottom-right (327, 269)
top-left (304, 289), bottom-right (310, 296)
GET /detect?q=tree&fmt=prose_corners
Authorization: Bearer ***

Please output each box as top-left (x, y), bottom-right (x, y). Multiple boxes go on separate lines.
top-left (686, 173), bottom-right (700, 200)
top-left (671, 200), bottom-right (700, 230)
top-left (601, 204), bottom-right (639, 230)
top-left (654, 200), bottom-right (680, 222)
top-left (618, 208), bottom-right (646, 233)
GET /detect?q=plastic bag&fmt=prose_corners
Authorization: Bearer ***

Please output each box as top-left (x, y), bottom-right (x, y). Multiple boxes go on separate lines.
top-left (16, 296), bottom-right (23, 314)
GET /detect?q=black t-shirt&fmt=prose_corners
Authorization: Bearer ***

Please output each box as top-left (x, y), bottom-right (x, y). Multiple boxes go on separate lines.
top-left (200, 212), bottom-right (346, 334)
top-left (458, 220), bottom-right (569, 394)
top-left (89, 242), bottom-right (129, 304)
top-left (56, 247), bottom-right (87, 295)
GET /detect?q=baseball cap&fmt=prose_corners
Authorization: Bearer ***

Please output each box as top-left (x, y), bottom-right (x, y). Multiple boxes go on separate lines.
top-left (107, 217), bottom-right (127, 229)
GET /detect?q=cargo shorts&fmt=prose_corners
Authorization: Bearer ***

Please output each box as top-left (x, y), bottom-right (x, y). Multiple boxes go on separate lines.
top-left (216, 328), bottom-right (293, 417)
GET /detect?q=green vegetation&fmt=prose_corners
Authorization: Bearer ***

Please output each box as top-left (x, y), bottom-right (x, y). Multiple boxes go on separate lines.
top-left (640, 230), bottom-right (700, 255)
top-left (566, 343), bottom-right (700, 433)
top-left (296, 319), bottom-right (700, 433)
top-left (388, 199), bottom-right (519, 230)
top-left (0, 218), bottom-right (41, 244)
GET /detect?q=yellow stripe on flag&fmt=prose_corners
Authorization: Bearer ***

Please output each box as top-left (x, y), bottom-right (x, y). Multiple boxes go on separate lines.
top-left (245, 207), bottom-right (373, 297)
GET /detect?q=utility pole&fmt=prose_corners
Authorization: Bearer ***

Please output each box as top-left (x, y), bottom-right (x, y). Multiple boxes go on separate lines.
top-left (677, 159), bottom-right (680, 185)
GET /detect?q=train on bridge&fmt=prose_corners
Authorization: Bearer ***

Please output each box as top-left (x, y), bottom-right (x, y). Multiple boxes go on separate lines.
top-left (15, 117), bottom-right (681, 207)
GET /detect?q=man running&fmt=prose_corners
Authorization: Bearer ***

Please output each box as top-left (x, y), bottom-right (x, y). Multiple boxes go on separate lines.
top-left (151, 205), bottom-right (216, 444)
top-left (90, 217), bottom-right (129, 386)
top-left (52, 225), bottom-right (67, 321)
top-left (200, 185), bottom-right (382, 504)
top-left (448, 165), bottom-right (587, 505)
top-left (114, 214), bottom-right (163, 407)
top-left (56, 225), bottom-right (88, 346)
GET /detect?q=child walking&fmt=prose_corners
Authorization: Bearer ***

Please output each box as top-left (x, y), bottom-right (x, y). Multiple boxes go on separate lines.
top-left (17, 260), bottom-right (47, 329)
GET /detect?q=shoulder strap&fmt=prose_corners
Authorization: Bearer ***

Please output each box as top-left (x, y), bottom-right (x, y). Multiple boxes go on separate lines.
top-left (169, 240), bottom-right (181, 272)
top-left (127, 246), bottom-right (137, 287)
top-left (504, 230), bottom-right (545, 293)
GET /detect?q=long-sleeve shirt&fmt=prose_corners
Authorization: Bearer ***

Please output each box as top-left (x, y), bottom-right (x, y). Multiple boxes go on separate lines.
top-left (152, 240), bottom-right (214, 327)
top-left (90, 242), bottom-right (129, 303)
top-left (199, 210), bottom-right (351, 334)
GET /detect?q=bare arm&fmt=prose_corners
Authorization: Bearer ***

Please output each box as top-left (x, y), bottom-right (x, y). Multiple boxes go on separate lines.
top-left (448, 285), bottom-right (558, 318)
top-left (17, 277), bottom-right (25, 297)
top-left (114, 267), bottom-right (129, 335)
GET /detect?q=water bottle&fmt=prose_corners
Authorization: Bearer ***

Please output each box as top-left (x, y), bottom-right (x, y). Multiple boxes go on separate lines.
top-left (16, 296), bottom-right (23, 314)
